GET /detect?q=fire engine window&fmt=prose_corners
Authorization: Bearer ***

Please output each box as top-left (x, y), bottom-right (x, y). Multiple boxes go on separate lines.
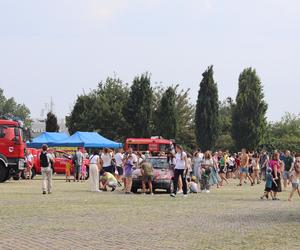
top-left (159, 144), bottom-right (171, 152)
top-left (0, 127), bottom-right (5, 138)
top-left (138, 144), bottom-right (148, 152)
top-left (128, 144), bottom-right (138, 151)
top-left (0, 127), bottom-right (15, 140)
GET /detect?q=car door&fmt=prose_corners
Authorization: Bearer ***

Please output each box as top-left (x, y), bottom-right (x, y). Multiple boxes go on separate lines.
top-left (53, 152), bottom-right (68, 174)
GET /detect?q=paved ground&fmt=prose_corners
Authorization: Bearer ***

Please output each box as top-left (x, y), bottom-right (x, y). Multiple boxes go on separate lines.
top-left (1, 176), bottom-right (300, 250)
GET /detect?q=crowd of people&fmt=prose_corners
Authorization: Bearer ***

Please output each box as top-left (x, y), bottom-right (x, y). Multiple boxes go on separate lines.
top-left (36, 144), bottom-right (300, 201)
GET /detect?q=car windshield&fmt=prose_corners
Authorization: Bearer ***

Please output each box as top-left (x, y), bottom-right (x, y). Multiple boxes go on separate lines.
top-left (148, 158), bottom-right (169, 169)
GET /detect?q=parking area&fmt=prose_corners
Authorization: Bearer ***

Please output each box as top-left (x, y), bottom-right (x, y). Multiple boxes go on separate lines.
top-left (1, 177), bottom-right (300, 250)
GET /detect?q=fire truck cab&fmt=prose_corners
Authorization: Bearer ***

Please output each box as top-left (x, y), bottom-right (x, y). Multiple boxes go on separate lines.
top-left (0, 119), bottom-right (26, 182)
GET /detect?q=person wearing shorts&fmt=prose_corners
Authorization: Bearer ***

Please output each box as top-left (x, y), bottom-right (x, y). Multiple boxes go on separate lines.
top-left (101, 148), bottom-right (114, 174)
top-left (283, 150), bottom-right (294, 189)
top-left (140, 159), bottom-right (154, 195)
top-left (238, 149), bottom-right (254, 186)
top-left (114, 148), bottom-right (124, 185)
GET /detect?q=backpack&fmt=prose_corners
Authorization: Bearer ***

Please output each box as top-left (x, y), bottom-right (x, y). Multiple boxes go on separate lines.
top-left (40, 152), bottom-right (49, 168)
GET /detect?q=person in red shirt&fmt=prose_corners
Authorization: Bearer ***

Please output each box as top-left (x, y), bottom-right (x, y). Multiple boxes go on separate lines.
top-left (269, 151), bottom-right (282, 200)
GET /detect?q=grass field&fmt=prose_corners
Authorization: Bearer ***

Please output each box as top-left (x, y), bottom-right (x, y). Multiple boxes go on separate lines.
top-left (1, 176), bottom-right (300, 250)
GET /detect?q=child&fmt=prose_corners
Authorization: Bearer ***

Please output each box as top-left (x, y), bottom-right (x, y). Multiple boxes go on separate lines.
top-left (260, 167), bottom-right (274, 200)
top-left (65, 161), bottom-right (72, 182)
top-left (200, 167), bottom-right (211, 193)
top-left (288, 154), bottom-right (300, 201)
top-left (81, 164), bottom-right (87, 182)
top-left (188, 176), bottom-right (199, 193)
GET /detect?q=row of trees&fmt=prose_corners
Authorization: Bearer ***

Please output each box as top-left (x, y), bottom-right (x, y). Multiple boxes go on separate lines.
top-left (66, 67), bottom-right (269, 151)
top-left (66, 75), bottom-right (196, 149)
top-left (194, 66), bottom-right (268, 151)
top-left (1, 70), bottom-right (297, 152)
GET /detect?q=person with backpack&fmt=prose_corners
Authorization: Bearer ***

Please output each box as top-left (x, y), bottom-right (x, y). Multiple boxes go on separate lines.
top-left (40, 144), bottom-right (54, 195)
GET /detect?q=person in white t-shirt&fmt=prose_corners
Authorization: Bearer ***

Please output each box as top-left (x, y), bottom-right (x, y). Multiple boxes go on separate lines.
top-left (170, 145), bottom-right (188, 198)
top-left (101, 148), bottom-right (114, 174)
top-left (114, 148), bottom-right (124, 185)
top-left (128, 147), bottom-right (138, 168)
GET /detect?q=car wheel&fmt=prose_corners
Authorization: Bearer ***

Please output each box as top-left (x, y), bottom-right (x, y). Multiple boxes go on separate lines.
top-left (0, 162), bottom-right (9, 182)
top-left (13, 175), bottom-right (20, 181)
top-left (167, 181), bottom-right (174, 194)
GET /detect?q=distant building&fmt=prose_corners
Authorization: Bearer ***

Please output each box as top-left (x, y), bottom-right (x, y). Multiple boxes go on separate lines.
top-left (31, 118), bottom-right (68, 138)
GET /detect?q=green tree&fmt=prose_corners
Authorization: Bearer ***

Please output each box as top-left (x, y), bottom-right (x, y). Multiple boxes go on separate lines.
top-left (232, 68), bottom-right (268, 150)
top-left (0, 89), bottom-right (31, 126)
top-left (123, 73), bottom-right (153, 137)
top-left (152, 84), bottom-right (196, 150)
top-left (155, 87), bottom-right (177, 139)
top-left (66, 77), bottom-right (129, 141)
top-left (215, 97), bottom-right (235, 151)
top-left (46, 112), bottom-right (60, 132)
top-left (265, 113), bottom-right (300, 152)
top-left (93, 77), bottom-right (129, 140)
top-left (66, 94), bottom-right (96, 134)
top-left (174, 86), bottom-right (197, 151)
top-left (195, 66), bottom-right (219, 151)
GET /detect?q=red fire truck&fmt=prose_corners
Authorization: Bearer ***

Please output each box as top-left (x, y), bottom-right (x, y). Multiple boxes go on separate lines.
top-left (0, 119), bottom-right (26, 182)
top-left (125, 137), bottom-right (173, 154)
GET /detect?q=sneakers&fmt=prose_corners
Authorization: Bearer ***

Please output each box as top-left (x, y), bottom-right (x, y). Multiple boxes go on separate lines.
top-left (205, 190), bottom-right (210, 193)
top-left (150, 193), bottom-right (154, 196)
top-left (177, 190), bottom-right (183, 194)
top-left (48, 191), bottom-right (52, 194)
top-left (42, 191), bottom-right (46, 195)
top-left (170, 193), bottom-right (176, 198)
top-left (111, 187), bottom-right (116, 192)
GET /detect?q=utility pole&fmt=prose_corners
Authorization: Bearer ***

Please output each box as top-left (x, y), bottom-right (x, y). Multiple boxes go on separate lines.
top-left (50, 97), bottom-right (54, 113)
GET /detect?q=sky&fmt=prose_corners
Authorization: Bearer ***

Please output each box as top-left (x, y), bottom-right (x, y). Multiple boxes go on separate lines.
top-left (0, 0), bottom-right (299, 121)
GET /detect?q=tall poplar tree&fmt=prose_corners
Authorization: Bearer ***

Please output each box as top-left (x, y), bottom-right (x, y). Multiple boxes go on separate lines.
top-left (231, 68), bottom-right (268, 150)
top-left (156, 87), bottom-right (177, 139)
top-left (123, 73), bottom-right (153, 137)
top-left (195, 66), bottom-right (219, 151)
top-left (46, 112), bottom-right (60, 132)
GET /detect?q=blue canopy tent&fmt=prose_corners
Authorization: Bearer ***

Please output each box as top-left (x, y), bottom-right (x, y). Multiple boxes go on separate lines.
top-left (54, 132), bottom-right (122, 148)
top-left (26, 132), bottom-right (69, 148)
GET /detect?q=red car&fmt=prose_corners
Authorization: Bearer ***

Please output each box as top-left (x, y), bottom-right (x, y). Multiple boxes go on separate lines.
top-left (26, 148), bottom-right (90, 178)
top-left (131, 157), bottom-right (174, 193)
